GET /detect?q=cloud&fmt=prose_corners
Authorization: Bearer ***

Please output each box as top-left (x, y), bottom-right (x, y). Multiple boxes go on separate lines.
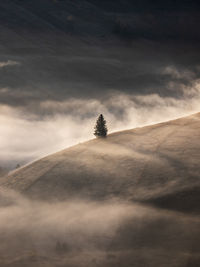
top-left (0, 60), bottom-right (20, 68)
top-left (0, 4), bottom-right (199, 169)
top-left (0, 79), bottom-right (200, 169)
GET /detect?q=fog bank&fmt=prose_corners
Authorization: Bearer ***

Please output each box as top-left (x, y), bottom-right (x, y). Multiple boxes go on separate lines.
top-left (1, 82), bottom-right (200, 168)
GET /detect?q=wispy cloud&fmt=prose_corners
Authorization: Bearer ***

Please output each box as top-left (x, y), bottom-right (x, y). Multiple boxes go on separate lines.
top-left (0, 60), bottom-right (20, 68)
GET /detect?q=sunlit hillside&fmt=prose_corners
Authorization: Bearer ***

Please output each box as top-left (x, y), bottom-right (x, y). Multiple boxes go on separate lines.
top-left (2, 113), bottom-right (200, 208)
top-left (0, 113), bottom-right (200, 267)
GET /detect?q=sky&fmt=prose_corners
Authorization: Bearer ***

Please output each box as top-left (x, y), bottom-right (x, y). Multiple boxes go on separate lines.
top-left (1, 0), bottom-right (200, 168)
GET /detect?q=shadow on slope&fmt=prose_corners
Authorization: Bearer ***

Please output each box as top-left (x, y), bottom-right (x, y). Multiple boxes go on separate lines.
top-left (143, 186), bottom-right (200, 214)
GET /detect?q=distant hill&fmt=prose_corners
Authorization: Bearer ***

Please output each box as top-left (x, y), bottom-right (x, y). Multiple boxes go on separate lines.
top-left (1, 112), bottom-right (200, 213)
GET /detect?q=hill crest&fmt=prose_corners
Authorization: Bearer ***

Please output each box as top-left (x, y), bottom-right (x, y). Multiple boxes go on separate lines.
top-left (1, 112), bottom-right (200, 210)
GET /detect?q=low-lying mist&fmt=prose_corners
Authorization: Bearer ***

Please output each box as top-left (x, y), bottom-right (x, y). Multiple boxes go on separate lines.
top-left (1, 81), bottom-right (200, 169)
top-left (0, 189), bottom-right (200, 267)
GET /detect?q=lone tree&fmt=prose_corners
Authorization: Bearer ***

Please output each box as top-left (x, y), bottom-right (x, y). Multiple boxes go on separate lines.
top-left (94, 114), bottom-right (108, 138)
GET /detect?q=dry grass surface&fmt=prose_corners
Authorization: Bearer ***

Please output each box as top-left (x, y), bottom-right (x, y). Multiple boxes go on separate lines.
top-left (0, 113), bottom-right (200, 266)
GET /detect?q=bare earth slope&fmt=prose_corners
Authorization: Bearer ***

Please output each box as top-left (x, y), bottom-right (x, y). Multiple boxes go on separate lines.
top-left (1, 113), bottom-right (200, 211)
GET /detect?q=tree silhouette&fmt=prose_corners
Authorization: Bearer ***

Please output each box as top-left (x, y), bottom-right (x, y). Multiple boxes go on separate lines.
top-left (94, 114), bottom-right (108, 138)
top-left (15, 164), bottom-right (20, 169)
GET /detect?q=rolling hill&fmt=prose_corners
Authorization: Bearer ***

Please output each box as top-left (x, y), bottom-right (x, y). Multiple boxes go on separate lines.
top-left (1, 113), bottom-right (200, 267)
top-left (1, 112), bottom-right (200, 212)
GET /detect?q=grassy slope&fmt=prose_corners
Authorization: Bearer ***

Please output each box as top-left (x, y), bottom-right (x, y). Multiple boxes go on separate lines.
top-left (1, 113), bottom-right (200, 267)
top-left (1, 112), bottom-right (200, 211)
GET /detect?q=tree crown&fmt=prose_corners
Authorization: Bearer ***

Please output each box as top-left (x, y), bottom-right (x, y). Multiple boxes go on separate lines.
top-left (94, 114), bottom-right (108, 138)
